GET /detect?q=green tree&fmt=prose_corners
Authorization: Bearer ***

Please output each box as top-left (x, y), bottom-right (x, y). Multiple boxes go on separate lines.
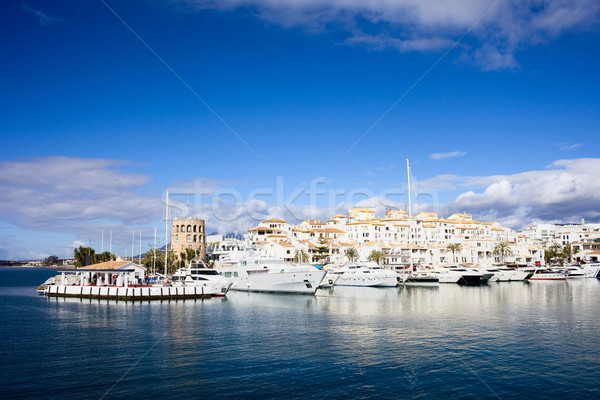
top-left (179, 251), bottom-right (186, 268)
top-left (293, 249), bottom-right (310, 264)
top-left (367, 249), bottom-right (386, 265)
top-left (43, 255), bottom-right (59, 266)
top-left (312, 237), bottom-right (330, 265)
top-left (493, 241), bottom-right (513, 263)
top-left (345, 247), bottom-right (358, 262)
top-left (73, 246), bottom-right (96, 267)
top-left (562, 243), bottom-right (573, 264)
top-left (445, 243), bottom-right (462, 264)
top-left (546, 243), bottom-right (563, 264)
top-left (143, 248), bottom-right (176, 275)
top-left (143, 248), bottom-right (161, 274)
top-left (185, 248), bottom-right (196, 264)
top-left (97, 251), bottom-right (114, 263)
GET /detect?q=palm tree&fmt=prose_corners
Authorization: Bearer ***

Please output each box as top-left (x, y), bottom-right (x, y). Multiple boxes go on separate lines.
top-left (368, 249), bottom-right (386, 265)
top-left (493, 241), bottom-right (513, 264)
top-left (562, 243), bottom-right (573, 264)
top-left (143, 248), bottom-right (161, 274)
top-left (73, 246), bottom-right (97, 267)
top-left (445, 243), bottom-right (462, 264)
top-left (97, 251), bottom-right (114, 263)
top-left (345, 247), bottom-right (358, 262)
top-left (293, 250), bottom-right (310, 264)
top-left (185, 248), bottom-right (196, 264)
top-left (547, 243), bottom-right (563, 264)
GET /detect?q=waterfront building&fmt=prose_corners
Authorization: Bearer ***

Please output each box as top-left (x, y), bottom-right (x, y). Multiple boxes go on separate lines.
top-left (172, 218), bottom-right (206, 262)
top-left (242, 209), bottom-right (545, 267)
top-left (521, 220), bottom-right (600, 262)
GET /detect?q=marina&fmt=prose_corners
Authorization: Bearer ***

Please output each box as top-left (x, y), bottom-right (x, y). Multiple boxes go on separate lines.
top-left (3, 267), bottom-right (600, 399)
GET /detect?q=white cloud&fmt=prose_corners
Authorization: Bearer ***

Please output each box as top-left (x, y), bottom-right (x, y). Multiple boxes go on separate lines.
top-left (444, 158), bottom-right (600, 228)
top-left (177, 0), bottom-right (600, 69)
top-left (429, 151), bottom-right (467, 161)
top-left (3, 156), bottom-right (600, 258)
top-left (560, 143), bottom-right (582, 150)
top-left (0, 156), bottom-right (161, 233)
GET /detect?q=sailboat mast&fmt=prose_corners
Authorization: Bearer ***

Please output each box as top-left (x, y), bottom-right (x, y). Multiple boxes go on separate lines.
top-left (153, 227), bottom-right (157, 276)
top-left (131, 231), bottom-right (134, 263)
top-left (164, 191), bottom-right (169, 278)
top-left (407, 159), bottom-right (413, 269)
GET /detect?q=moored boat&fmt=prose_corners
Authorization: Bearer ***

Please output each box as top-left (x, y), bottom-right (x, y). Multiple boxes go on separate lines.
top-left (171, 260), bottom-right (232, 296)
top-left (402, 270), bottom-right (440, 285)
top-left (215, 254), bottom-right (326, 294)
top-left (437, 266), bottom-right (486, 285)
top-left (332, 264), bottom-right (398, 287)
top-left (529, 268), bottom-right (567, 281)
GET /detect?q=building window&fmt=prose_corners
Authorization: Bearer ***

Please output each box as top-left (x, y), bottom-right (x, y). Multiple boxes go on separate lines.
top-left (193, 235), bottom-right (197, 242)
top-left (194, 225), bottom-right (197, 233)
top-left (175, 234), bottom-right (179, 242)
top-left (186, 234), bottom-right (192, 243)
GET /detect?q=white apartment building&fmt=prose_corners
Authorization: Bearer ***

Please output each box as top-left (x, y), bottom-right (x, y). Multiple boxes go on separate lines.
top-left (245, 208), bottom-right (545, 266)
top-left (521, 220), bottom-right (600, 262)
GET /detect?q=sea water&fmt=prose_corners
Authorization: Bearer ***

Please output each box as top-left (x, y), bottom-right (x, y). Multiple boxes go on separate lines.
top-left (1, 267), bottom-right (599, 399)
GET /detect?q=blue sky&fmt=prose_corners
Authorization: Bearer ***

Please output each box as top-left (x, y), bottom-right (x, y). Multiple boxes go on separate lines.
top-left (1, 0), bottom-right (599, 259)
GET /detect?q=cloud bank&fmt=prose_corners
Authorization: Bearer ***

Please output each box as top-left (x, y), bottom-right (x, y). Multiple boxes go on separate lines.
top-left (420, 158), bottom-right (600, 228)
top-left (2, 156), bottom-right (599, 258)
top-left (177, 0), bottom-right (600, 69)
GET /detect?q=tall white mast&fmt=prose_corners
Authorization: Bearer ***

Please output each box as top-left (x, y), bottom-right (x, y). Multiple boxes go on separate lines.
top-left (164, 191), bottom-right (169, 277)
top-left (109, 229), bottom-right (112, 254)
top-left (407, 159), bottom-right (413, 269)
top-left (153, 227), bottom-right (157, 276)
top-left (101, 229), bottom-right (104, 253)
top-left (131, 231), bottom-right (134, 262)
top-left (139, 230), bottom-right (142, 265)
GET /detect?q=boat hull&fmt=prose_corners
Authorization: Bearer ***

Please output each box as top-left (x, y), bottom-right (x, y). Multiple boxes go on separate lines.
top-left (335, 275), bottom-right (397, 287)
top-left (228, 270), bottom-right (327, 294)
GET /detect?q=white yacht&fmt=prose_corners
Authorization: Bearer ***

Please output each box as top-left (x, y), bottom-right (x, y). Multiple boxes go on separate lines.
top-left (332, 264), bottom-right (398, 287)
top-left (483, 266), bottom-right (532, 281)
top-left (582, 263), bottom-right (600, 278)
top-left (318, 266), bottom-right (341, 288)
top-left (479, 268), bottom-right (502, 282)
top-left (528, 268), bottom-right (567, 281)
top-left (215, 254), bottom-right (326, 294)
top-left (552, 265), bottom-right (586, 279)
top-left (171, 260), bottom-right (233, 296)
top-left (436, 266), bottom-right (486, 285)
top-left (402, 270), bottom-right (440, 285)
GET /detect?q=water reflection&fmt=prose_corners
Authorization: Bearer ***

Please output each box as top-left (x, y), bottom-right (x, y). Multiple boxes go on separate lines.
top-left (2, 269), bottom-right (600, 399)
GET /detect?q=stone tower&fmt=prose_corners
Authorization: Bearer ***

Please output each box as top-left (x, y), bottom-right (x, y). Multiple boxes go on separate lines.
top-left (171, 218), bottom-right (206, 262)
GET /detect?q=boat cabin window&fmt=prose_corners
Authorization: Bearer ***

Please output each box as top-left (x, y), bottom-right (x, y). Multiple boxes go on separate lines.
top-left (190, 269), bottom-right (219, 275)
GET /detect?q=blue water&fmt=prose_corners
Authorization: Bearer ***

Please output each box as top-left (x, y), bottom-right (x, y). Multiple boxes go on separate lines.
top-left (1, 268), bottom-right (599, 399)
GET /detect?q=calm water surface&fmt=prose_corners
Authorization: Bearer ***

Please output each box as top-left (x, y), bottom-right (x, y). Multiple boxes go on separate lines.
top-left (1, 267), bottom-right (599, 399)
